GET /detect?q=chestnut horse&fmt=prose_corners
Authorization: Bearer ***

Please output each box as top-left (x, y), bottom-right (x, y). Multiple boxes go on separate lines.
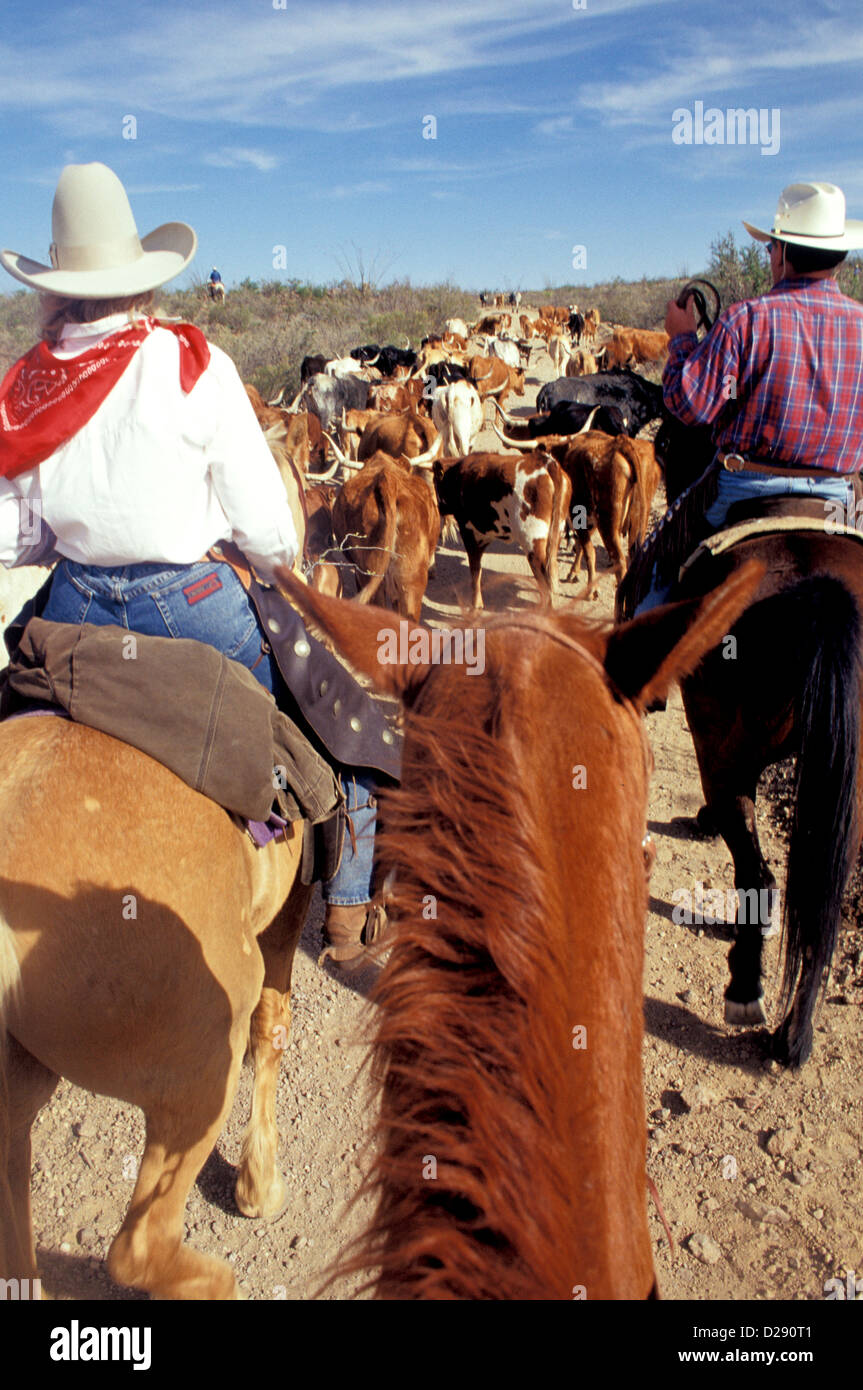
top-left (280, 565), bottom-right (758, 1299)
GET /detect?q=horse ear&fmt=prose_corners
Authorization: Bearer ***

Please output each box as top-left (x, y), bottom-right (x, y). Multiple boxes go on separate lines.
top-left (604, 561), bottom-right (764, 710)
top-left (274, 569), bottom-right (432, 698)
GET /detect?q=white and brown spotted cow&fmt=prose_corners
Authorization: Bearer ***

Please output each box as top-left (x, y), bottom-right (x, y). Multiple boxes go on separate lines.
top-left (433, 450), bottom-right (571, 610)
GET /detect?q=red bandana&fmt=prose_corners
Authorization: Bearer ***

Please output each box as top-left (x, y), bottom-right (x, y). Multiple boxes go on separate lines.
top-left (0, 317), bottom-right (210, 480)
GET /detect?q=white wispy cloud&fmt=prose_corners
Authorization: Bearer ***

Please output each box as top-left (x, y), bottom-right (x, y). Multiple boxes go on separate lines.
top-left (203, 148), bottom-right (278, 172)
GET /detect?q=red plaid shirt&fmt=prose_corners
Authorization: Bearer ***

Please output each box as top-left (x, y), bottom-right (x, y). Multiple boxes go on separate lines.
top-left (663, 276), bottom-right (863, 473)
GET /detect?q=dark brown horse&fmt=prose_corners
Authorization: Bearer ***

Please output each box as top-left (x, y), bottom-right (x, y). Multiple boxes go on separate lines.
top-left (673, 525), bottom-right (863, 1067)
top-left (280, 565), bottom-right (757, 1299)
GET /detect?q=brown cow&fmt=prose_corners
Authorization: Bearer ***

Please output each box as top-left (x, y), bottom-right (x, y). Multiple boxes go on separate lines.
top-left (560, 431), bottom-right (659, 600)
top-left (604, 328), bottom-right (669, 369)
top-left (475, 314), bottom-right (509, 336)
top-left (337, 408), bottom-right (389, 460)
top-left (245, 383), bottom-right (286, 431)
top-left (304, 482), bottom-right (342, 596)
top-left (583, 307), bottom-right (601, 343)
top-left (433, 450), bottom-right (570, 609)
top-left (565, 347), bottom-right (599, 377)
top-left (367, 379), bottom-right (426, 415)
top-left (244, 385), bottom-right (328, 476)
top-left (357, 411), bottom-right (440, 463)
top-left (538, 305), bottom-right (569, 326)
top-left (332, 451), bottom-right (440, 621)
top-left (468, 356), bottom-right (525, 409)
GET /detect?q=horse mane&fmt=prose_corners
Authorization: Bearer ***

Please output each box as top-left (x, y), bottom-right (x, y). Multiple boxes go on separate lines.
top-left (340, 616), bottom-right (610, 1299)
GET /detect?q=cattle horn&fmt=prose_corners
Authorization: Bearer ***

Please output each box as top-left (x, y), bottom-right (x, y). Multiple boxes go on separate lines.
top-left (321, 430), bottom-right (363, 471)
top-left (282, 384), bottom-right (305, 414)
top-left (492, 422), bottom-right (538, 451)
top-left (305, 455), bottom-right (341, 483)
top-left (491, 398), bottom-right (523, 428)
top-left (407, 434), bottom-right (443, 470)
top-left (471, 362), bottom-right (495, 382)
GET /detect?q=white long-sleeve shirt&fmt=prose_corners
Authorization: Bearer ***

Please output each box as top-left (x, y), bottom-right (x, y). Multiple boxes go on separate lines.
top-left (0, 313), bottom-right (299, 583)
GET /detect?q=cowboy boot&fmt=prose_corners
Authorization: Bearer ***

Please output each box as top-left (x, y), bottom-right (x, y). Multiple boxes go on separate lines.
top-left (318, 899), bottom-right (388, 967)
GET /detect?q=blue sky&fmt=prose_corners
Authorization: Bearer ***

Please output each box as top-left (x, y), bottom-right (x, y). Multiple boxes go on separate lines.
top-left (1, 0), bottom-right (861, 293)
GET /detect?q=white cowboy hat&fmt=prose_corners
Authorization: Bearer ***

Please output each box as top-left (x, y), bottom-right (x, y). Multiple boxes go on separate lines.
top-left (743, 181), bottom-right (863, 251)
top-left (0, 162), bottom-right (197, 297)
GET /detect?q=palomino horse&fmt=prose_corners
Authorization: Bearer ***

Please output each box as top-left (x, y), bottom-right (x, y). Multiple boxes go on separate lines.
top-left (0, 479), bottom-right (316, 1298)
top-left (0, 718), bottom-right (312, 1298)
top-left (279, 565), bottom-right (758, 1299)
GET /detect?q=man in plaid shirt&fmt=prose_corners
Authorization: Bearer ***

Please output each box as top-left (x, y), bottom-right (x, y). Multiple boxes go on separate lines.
top-left (636, 182), bottom-right (863, 612)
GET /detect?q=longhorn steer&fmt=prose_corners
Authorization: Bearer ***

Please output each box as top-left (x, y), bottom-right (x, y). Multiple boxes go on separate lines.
top-left (357, 411), bottom-right (440, 464)
top-left (433, 451), bottom-right (570, 610)
top-left (300, 373), bottom-right (371, 436)
top-left (603, 328), bottom-right (669, 369)
top-left (492, 398), bottom-right (629, 440)
top-left (468, 356), bottom-right (525, 408)
top-left (536, 369), bottom-right (664, 435)
top-left (560, 431), bottom-right (659, 600)
top-left (431, 381), bottom-right (483, 457)
top-left (583, 307), bottom-right (601, 343)
top-left (332, 451), bottom-right (440, 621)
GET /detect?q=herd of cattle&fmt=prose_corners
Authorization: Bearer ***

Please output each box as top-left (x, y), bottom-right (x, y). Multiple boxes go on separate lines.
top-left (248, 300), bottom-right (674, 618)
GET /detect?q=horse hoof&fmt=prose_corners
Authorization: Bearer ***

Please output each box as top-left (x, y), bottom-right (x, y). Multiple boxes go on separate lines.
top-left (694, 805), bottom-right (719, 838)
top-left (725, 997), bottom-right (767, 1026)
top-left (235, 1173), bottom-right (289, 1222)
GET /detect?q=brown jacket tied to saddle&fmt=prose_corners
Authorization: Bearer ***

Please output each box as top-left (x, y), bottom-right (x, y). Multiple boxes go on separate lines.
top-left (0, 616), bottom-right (341, 827)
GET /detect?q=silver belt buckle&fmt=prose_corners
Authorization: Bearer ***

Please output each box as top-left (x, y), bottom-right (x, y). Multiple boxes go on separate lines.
top-left (722, 452), bottom-right (746, 473)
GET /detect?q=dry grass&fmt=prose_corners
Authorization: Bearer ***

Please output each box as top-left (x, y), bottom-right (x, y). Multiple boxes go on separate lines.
top-left (1, 247), bottom-right (860, 391)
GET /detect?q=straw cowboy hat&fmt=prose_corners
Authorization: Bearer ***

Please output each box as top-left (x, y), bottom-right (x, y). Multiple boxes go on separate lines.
top-left (0, 162), bottom-right (197, 298)
top-left (744, 181), bottom-right (863, 251)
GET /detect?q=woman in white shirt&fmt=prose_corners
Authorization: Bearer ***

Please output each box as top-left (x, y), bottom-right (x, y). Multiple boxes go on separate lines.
top-left (0, 162), bottom-right (387, 964)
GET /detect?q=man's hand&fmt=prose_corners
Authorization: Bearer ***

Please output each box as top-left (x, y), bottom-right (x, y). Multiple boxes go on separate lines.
top-left (665, 297), bottom-right (698, 339)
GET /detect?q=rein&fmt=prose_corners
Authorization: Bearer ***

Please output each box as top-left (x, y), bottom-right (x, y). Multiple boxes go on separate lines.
top-left (676, 278), bottom-right (721, 333)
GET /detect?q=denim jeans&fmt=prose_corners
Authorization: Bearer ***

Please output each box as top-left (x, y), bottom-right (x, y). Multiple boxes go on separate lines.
top-left (634, 466), bottom-right (856, 615)
top-left (43, 560), bottom-right (377, 904)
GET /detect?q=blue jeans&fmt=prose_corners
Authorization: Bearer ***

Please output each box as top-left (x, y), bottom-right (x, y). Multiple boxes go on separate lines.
top-left (43, 560), bottom-right (377, 904)
top-left (634, 466), bottom-right (856, 615)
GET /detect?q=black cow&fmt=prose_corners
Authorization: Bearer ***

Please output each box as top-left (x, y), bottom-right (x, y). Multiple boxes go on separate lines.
top-left (531, 402), bottom-right (627, 439)
top-left (423, 360), bottom-right (471, 388)
top-left (350, 344), bottom-right (381, 365)
top-left (568, 310), bottom-right (585, 345)
top-left (301, 373), bottom-right (371, 435)
top-left (300, 354), bottom-right (329, 383)
top-left (537, 368), bottom-right (664, 436)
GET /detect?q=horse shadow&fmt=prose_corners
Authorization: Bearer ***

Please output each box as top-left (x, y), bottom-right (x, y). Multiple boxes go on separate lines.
top-left (643, 995), bottom-right (772, 1074)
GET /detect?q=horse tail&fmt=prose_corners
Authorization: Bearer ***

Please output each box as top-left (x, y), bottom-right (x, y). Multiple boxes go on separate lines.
top-left (779, 575), bottom-right (862, 1066)
top-left (0, 917), bottom-right (22, 1273)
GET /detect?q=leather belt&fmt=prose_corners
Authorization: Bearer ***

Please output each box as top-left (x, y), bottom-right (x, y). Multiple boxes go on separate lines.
top-left (718, 451), bottom-right (851, 480)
